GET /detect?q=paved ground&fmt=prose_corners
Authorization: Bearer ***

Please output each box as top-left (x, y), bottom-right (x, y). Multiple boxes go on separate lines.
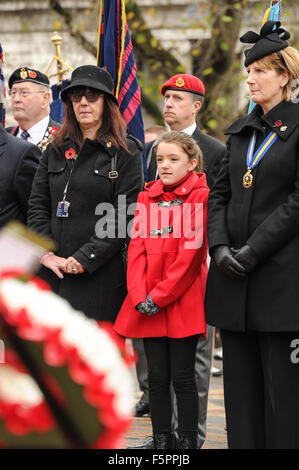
top-left (123, 354), bottom-right (227, 449)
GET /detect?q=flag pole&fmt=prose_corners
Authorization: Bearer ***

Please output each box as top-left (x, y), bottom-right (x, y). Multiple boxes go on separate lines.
top-left (97, 0), bottom-right (104, 65)
top-left (115, 0), bottom-right (127, 99)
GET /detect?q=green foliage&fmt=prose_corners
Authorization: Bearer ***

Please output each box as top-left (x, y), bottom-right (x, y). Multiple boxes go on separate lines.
top-left (203, 67), bottom-right (214, 76)
top-left (220, 42), bottom-right (229, 52)
top-left (221, 15), bottom-right (232, 23)
top-left (21, 23), bottom-right (30, 32)
top-left (215, 98), bottom-right (227, 107)
top-left (206, 119), bottom-right (218, 130)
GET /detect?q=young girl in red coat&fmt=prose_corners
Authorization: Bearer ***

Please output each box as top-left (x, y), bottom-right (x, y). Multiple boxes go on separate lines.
top-left (114, 131), bottom-right (209, 449)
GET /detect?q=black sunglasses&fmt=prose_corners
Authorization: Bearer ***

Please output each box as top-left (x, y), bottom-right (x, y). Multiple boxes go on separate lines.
top-left (69, 88), bottom-right (104, 103)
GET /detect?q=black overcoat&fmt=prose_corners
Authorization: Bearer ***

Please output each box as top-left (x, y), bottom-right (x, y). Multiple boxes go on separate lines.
top-left (205, 100), bottom-right (299, 332)
top-left (28, 135), bottom-right (143, 322)
top-left (0, 125), bottom-right (41, 228)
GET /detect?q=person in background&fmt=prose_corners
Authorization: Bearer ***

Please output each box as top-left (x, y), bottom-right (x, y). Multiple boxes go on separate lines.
top-left (6, 67), bottom-right (60, 151)
top-left (0, 123), bottom-right (41, 228)
top-left (114, 131), bottom-right (209, 449)
top-left (145, 125), bottom-right (168, 145)
top-left (28, 65), bottom-right (143, 323)
top-left (205, 21), bottom-right (299, 449)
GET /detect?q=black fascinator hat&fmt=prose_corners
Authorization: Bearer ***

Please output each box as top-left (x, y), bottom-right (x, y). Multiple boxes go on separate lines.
top-left (240, 21), bottom-right (290, 67)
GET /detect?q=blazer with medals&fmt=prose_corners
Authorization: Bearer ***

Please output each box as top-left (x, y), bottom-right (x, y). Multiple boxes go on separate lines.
top-left (6, 117), bottom-right (60, 151)
top-left (205, 100), bottom-right (299, 332)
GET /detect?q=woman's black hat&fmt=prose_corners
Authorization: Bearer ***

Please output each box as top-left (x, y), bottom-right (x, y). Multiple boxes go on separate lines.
top-left (61, 65), bottom-right (118, 105)
top-left (240, 21), bottom-right (290, 67)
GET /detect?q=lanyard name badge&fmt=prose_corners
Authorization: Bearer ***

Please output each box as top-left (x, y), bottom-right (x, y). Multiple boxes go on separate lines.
top-left (243, 130), bottom-right (278, 189)
top-left (56, 175), bottom-right (72, 218)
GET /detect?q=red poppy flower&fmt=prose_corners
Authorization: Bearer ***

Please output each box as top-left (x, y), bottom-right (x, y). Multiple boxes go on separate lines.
top-left (65, 148), bottom-right (76, 159)
top-left (274, 120), bottom-right (282, 127)
top-left (49, 126), bottom-right (58, 135)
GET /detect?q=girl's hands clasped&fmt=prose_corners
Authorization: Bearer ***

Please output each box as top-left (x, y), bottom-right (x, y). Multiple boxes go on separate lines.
top-left (136, 295), bottom-right (160, 316)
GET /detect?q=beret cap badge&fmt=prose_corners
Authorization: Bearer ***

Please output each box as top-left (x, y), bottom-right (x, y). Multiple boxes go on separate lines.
top-left (9, 67), bottom-right (50, 89)
top-left (20, 68), bottom-right (28, 80)
top-left (175, 77), bottom-right (185, 88)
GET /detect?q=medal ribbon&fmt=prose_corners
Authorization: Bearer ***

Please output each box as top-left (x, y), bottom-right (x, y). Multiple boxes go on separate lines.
top-left (246, 130), bottom-right (278, 170)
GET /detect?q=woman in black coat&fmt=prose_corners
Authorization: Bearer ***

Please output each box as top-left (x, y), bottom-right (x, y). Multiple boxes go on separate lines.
top-left (28, 65), bottom-right (143, 322)
top-left (205, 21), bottom-right (299, 448)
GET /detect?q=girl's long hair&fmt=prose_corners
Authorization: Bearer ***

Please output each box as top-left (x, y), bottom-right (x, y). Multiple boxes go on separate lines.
top-left (53, 93), bottom-right (128, 152)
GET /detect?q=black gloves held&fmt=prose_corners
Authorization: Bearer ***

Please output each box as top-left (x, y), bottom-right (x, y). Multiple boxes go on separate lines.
top-left (212, 245), bottom-right (246, 280)
top-left (231, 244), bottom-right (259, 273)
top-left (136, 295), bottom-right (160, 316)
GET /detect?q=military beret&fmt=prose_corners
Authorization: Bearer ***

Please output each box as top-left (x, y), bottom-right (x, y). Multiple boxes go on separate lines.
top-left (161, 74), bottom-right (205, 97)
top-left (8, 67), bottom-right (50, 89)
top-left (240, 21), bottom-right (290, 67)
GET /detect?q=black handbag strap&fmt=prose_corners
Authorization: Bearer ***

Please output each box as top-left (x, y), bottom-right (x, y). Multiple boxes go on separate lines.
top-left (109, 153), bottom-right (128, 254)
top-left (109, 153), bottom-right (118, 194)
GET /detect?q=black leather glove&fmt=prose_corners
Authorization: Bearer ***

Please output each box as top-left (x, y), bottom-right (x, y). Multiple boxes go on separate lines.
top-left (231, 245), bottom-right (259, 273)
top-left (212, 245), bottom-right (246, 280)
top-left (136, 295), bottom-right (160, 316)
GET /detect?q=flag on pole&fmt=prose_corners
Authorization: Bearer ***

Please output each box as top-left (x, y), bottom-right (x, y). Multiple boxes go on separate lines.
top-left (97, 0), bottom-right (147, 179)
top-left (0, 43), bottom-right (6, 127)
top-left (248, 0), bottom-right (282, 113)
top-left (50, 79), bottom-right (69, 124)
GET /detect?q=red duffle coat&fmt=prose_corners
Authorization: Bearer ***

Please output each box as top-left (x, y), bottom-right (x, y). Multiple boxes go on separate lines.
top-left (114, 171), bottom-right (209, 339)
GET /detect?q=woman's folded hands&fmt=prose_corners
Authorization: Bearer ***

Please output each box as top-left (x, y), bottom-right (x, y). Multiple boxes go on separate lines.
top-left (213, 244), bottom-right (258, 280)
top-left (41, 254), bottom-right (85, 278)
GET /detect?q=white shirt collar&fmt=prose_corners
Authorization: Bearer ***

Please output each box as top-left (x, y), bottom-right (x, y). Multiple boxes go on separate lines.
top-left (181, 122), bottom-right (196, 136)
top-left (18, 115), bottom-right (50, 145)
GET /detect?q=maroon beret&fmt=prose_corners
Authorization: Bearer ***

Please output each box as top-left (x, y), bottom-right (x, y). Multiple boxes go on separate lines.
top-left (161, 74), bottom-right (205, 97)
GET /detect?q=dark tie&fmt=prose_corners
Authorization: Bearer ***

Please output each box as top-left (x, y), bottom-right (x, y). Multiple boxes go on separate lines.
top-left (20, 130), bottom-right (30, 140)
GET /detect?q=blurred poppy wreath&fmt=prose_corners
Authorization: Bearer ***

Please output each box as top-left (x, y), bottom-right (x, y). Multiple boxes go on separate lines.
top-left (0, 271), bottom-right (134, 449)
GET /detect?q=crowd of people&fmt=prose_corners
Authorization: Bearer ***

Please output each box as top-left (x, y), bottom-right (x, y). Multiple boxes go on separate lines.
top-left (1, 20), bottom-right (299, 449)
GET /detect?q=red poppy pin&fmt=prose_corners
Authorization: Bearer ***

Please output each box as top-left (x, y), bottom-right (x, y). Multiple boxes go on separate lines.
top-left (65, 148), bottom-right (77, 160)
top-left (274, 120), bottom-right (282, 127)
top-left (49, 126), bottom-right (58, 135)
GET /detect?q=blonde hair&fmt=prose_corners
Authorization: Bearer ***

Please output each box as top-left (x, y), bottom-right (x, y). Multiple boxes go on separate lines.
top-left (256, 46), bottom-right (299, 101)
top-left (156, 131), bottom-right (203, 172)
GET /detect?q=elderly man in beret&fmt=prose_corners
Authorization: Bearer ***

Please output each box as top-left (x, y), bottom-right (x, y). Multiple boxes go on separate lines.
top-left (6, 67), bottom-right (59, 150)
top-left (132, 73), bottom-right (226, 449)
